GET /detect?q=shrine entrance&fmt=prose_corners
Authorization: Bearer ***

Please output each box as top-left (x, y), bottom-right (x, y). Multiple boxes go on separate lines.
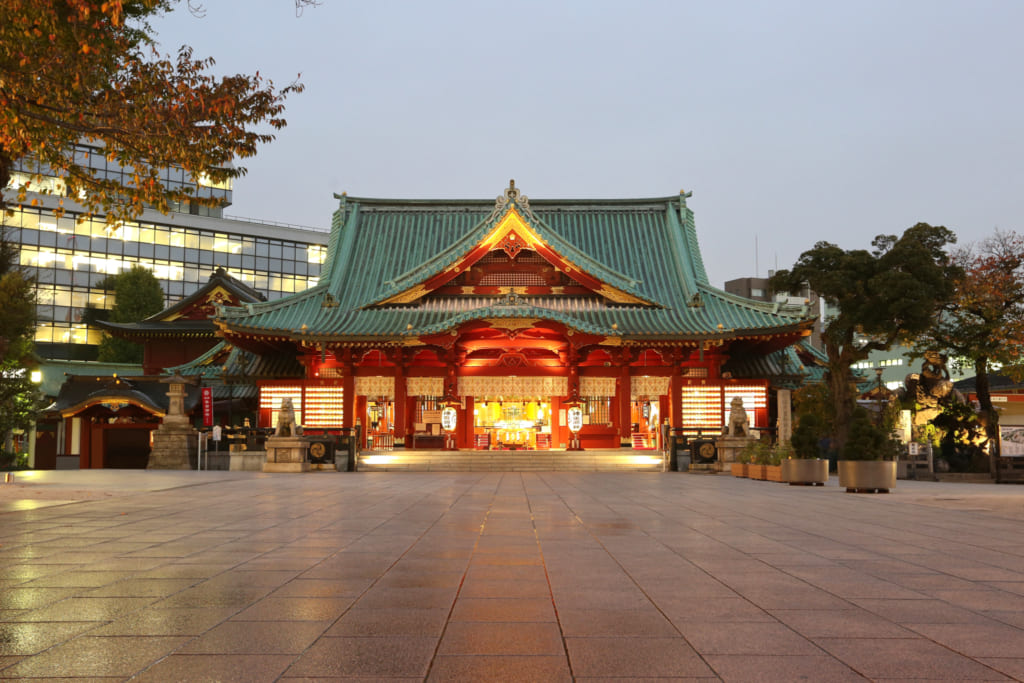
top-left (473, 399), bottom-right (553, 450)
top-left (630, 399), bottom-right (662, 450)
top-left (364, 398), bottom-right (395, 450)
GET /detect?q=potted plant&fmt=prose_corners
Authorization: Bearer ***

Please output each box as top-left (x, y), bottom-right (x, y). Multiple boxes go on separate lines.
top-left (837, 408), bottom-right (899, 492)
top-left (782, 413), bottom-right (830, 485)
top-left (745, 439), bottom-right (772, 480)
top-left (766, 441), bottom-right (788, 482)
top-left (731, 446), bottom-right (751, 477)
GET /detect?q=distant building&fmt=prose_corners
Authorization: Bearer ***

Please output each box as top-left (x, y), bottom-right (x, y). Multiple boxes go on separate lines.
top-left (3, 141), bottom-right (329, 362)
top-left (724, 275), bottom-right (828, 350)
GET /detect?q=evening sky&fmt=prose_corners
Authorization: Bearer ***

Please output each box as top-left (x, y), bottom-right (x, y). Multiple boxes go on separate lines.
top-left (153, 0), bottom-right (1022, 286)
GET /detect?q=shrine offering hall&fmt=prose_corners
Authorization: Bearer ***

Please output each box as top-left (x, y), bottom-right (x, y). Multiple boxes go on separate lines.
top-left (213, 182), bottom-right (815, 452)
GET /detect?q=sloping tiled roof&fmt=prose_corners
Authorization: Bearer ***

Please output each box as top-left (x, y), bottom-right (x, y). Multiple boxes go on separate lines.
top-left (166, 342), bottom-right (305, 399)
top-left (216, 185), bottom-right (814, 343)
top-left (99, 267), bottom-right (266, 340)
top-left (45, 375), bottom-right (201, 418)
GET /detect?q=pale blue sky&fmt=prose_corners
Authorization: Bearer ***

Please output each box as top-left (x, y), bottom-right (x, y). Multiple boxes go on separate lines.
top-left (154, 1), bottom-right (1023, 286)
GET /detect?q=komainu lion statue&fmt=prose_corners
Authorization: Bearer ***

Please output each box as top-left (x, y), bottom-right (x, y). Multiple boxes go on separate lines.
top-left (275, 397), bottom-right (302, 437)
top-left (727, 397), bottom-right (750, 437)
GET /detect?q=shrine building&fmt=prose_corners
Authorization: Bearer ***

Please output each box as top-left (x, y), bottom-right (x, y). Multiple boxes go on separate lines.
top-left (214, 182), bottom-right (815, 452)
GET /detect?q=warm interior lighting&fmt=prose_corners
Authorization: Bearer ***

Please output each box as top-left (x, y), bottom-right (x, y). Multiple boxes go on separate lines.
top-left (360, 454), bottom-right (397, 465)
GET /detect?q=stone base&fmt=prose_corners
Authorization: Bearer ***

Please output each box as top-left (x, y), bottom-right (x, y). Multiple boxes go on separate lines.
top-left (716, 435), bottom-right (755, 467)
top-left (263, 435), bottom-right (312, 473)
top-left (263, 461), bottom-right (310, 473)
top-left (230, 451), bottom-right (266, 471)
top-left (148, 428), bottom-right (195, 470)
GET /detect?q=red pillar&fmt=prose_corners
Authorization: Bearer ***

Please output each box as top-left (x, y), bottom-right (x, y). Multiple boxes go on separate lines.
top-left (393, 361), bottom-right (407, 446)
top-left (341, 348), bottom-right (356, 429)
top-left (617, 363), bottom-right (632, 447)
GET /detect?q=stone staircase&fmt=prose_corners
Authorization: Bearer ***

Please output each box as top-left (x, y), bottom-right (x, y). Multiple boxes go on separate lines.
top-left (355, 449), bottom-right (666, 472)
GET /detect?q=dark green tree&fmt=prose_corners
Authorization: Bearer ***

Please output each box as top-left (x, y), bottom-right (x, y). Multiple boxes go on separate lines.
top-left (96, 265), bottom-right (164, 363)
top-left (771, 224), bottom-right (959, 452)
top-left (0, 226), bottom-right (41, 453)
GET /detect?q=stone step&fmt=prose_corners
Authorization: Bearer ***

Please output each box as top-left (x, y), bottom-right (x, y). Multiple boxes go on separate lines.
top-left (355, 449), bottom-right (665, 472)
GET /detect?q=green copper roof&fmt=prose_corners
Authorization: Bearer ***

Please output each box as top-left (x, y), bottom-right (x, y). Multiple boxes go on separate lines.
top-left (217, 185), bottom-right (813, 342)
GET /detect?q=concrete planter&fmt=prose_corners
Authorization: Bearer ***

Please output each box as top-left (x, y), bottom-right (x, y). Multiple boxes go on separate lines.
top-left (838, 460), bottom-right (897, 493)
top-left (782, 458), bottom-right (829, 486)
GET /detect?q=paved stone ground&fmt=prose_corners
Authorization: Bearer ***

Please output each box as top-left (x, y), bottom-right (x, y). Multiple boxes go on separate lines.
top-left (2, 471), bottom-right (1024, 681)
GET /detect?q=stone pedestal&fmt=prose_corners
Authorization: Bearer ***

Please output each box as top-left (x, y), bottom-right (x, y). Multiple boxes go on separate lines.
top-left (148, 375), bottom-right (196, 470)
top-left (777, 389), bottom-right (793, 443)
top-left (230, 450), bottom-right (266, 471)
top-left (148, 422), bottom-right (196, 470)
top-left (716, 435), bottom-right (755, 472)
top-left (263, 436), bottom-right (311, 473)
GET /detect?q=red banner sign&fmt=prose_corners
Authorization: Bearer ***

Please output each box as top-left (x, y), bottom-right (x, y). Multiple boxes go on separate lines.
top-left (201, 387), bottom-right (213, 427)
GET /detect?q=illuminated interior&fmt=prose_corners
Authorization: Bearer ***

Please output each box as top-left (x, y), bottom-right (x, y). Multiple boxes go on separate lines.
top-left (304, 386), bottom-right (344, 428)
top-left (474, 399), bottom-right (551, 449)
top-left (259, 385), bottom-right (304, 427)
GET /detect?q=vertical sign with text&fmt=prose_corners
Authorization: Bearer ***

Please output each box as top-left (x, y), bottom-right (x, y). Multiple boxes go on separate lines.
top-left (201, 387), bottom-right (213, 427)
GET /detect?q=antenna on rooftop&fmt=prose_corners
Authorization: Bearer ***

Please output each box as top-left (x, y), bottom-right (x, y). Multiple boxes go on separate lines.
top-left (755, 235), bottom-right (759, 278)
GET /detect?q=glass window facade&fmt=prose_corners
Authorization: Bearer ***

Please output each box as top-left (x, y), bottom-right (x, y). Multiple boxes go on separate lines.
top-left (5, 204), bottom-right (328, 358)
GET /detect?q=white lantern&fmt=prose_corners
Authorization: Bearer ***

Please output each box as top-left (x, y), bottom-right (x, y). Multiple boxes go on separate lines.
top-left (441, 406), bottom-right (458, 431)
top-left (567, 406), bottom-right (583, 433)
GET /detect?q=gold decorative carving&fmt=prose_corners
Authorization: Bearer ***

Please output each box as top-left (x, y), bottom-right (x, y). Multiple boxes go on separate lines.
top-left (458, 375), bottom-right (567, 398)
top-left (355, 376), bottom-right (395, 399)
top-left (380, 284), bottom-right (428, 305)
top-left (484, 317), bottom-right (538, 332)
top-left (407, 377), bottom-right (444, 396)
top-left (631, 375), bottom-right (670, 398)
top-left (580, 377), bottom-right (617, 397)
top-left (597, 284), bottom-right (647, 305)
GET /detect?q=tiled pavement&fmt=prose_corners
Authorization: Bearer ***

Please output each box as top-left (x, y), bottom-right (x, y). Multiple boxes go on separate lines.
top-left (2, 471), bottom-right (1024, 681)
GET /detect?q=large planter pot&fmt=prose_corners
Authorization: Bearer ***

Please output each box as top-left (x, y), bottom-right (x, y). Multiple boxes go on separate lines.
top-left (838, 460), bottom-right (897, 493)
top-left (782, 458), bottom-right (829, 486)
top-left (731, 463), bottom-right (748, 478)
top-left (765, 464), bottom-right (783, 482)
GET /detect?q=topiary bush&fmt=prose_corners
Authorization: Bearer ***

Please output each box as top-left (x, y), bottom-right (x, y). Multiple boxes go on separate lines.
top-left (791, 413), bottom-right (824, 459)
top-left (842, 408), bottom-right (900, 461)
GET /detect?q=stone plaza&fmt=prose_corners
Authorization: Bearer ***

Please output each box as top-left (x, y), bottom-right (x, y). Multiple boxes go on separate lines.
top-left (2, 470), bottom-right (1024, 681)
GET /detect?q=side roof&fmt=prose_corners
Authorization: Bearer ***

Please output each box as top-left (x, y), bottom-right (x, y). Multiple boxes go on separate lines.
top-left (98, 267), bottom-right (267, 339)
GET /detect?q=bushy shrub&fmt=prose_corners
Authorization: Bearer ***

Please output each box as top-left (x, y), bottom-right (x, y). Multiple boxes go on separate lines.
top-left (791, 413), bottom-right (824, 459)
top-left (772, 440), bottom-right (794, 465)
top-left (842, 408), bottom-right (900, 461)
top-left (0, 451), bottom-right (29, 470)
top-left (739, 438), bottom-right (770, 464)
